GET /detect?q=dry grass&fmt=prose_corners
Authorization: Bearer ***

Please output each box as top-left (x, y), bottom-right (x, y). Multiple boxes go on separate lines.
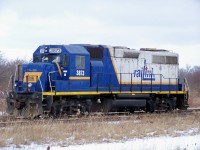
top-left (0, 112), bottom-right (200, 147)
top-left (0, 99), bottom-right (6, 113)
top-left (189, 90), bottom-right (200, 107)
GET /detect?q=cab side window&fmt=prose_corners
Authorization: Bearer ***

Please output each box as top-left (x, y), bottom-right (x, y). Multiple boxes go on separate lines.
top-left (33, 55), bottom-right (40, 63)
top-left (76, 56), bottom-right (85, 69)
top-left (62, 54), bottom-right (68, 67)
top-left (42, 55), bottom-right (50, 62)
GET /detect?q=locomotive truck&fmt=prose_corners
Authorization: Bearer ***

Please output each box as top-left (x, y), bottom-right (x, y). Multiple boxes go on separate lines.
top-left (6, 44), bottom-right (189, 118)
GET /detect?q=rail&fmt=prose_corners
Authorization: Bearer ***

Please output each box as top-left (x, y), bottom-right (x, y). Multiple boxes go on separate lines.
top-left (1, 108), bottom-right (200, 126)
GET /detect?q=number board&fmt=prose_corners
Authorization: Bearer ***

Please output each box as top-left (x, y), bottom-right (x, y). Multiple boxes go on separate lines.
top-left (49, 48), bottom-right (62, 53)
top-left (76, 70), bottom-right (85, 76)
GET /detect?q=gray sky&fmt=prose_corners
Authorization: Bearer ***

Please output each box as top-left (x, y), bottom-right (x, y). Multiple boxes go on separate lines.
top-left (0, 0), bottom-right (199, 68)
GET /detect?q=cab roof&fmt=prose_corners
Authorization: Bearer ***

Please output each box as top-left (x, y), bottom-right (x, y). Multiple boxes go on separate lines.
top-left (33, 45), bottom-right (89, 56)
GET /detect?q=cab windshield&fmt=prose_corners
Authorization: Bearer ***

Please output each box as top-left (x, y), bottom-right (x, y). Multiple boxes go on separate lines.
top-left (52, 55), bottom-right (60, 63)
top-left (41, 55), bottom-right (60, 63)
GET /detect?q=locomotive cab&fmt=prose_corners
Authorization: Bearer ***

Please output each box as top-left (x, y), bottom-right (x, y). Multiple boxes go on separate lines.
top-left (33, 45), bottom-right (91, 92)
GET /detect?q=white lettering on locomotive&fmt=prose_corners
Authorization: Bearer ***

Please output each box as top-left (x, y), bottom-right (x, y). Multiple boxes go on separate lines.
top-left (49, 48), bottom-right (62, 53)
top-left (76, 70), bottom-right (85, 76)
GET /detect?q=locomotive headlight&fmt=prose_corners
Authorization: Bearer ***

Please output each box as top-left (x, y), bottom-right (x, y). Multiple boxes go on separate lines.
top-left (28, 83), bottom-right (32, 88)
top-left (14, 83), bottom-right (17, 87)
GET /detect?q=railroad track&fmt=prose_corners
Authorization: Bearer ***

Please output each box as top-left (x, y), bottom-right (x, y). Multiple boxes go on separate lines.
top-left (185, 107), bottom-right (200, 112)
top-left (0, 108), bottom-right (200, 127)
top-left (0, 115), bottom-right (136, 128)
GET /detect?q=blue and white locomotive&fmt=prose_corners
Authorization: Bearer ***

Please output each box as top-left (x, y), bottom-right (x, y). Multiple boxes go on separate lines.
top-left (7, 44), bottom-right (189, 117)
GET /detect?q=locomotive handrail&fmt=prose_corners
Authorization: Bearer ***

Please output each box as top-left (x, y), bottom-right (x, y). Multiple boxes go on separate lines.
top-left (184, 78), bottom-right (190, 92)
top-left (48, 71), bottom-right (58, 92)
top-left (184, 78), bottom-right (190, 102)
top-left (7, 75), bottom-right (13, 95)
top-left (13, 65), bottom-right (18, 89)
top-left (9, 65), bottom-right (22, 93)
top-left (148, 74), bottom-right (179, 93)
top-left (94, 72), bottom-right (180, 93)
top-left (38, 77), bottom-right (43, 92)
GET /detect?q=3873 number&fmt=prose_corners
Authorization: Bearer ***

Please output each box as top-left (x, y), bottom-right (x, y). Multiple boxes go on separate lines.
top-left (76, 70), bottom-right (85, 76)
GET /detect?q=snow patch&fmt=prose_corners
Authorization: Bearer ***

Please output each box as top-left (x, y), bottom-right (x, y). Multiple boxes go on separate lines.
top-left (146, 131), bottom-right (157, 136)
top-left (0, 112), bottom-right (3, 116)
top-left (175, 128), bottom-right (199, 135)
top-left (1, 134), bottom-right (200, 150)
top-left (108, 121), bottom-right (121, 124)
top-left (52, 135), bottom-right (200, 150)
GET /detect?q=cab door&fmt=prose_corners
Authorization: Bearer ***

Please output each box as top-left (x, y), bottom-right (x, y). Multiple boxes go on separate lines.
top-left (70, 55), bottom-right (90, 90)
top-left (61, 54), bottom-right (69, 80)
top-left (75, 55), bottom-right (86, 78)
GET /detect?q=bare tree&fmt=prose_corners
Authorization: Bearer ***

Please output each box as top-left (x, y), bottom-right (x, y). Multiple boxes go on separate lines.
top-left (0, 51), bottom-right (27, 93)
top-left (179, 65), bottom-right (200, 107)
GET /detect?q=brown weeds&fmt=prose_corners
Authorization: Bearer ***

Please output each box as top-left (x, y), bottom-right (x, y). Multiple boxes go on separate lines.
top-left (0, 99), bottom-right (6, 113)
top-left (0, 112), bottom-right (200, 147)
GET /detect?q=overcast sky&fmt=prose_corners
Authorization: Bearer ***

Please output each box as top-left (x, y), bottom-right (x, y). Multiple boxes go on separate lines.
top-left (0, 0), bottom-right (199, 68)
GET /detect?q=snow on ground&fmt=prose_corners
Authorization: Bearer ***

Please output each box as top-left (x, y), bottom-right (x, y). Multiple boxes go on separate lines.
top-left (0, 111), bottom-right (5, 116)
top-left (2, 134), bottom-right (200, 150)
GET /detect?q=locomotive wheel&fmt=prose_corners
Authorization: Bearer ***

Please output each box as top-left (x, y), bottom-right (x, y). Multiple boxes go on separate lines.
top-left (50, 104), bottom-right (59, 117)
top-left (20, 105), bottom-right (30, 118)
top-left (79, 105), bottom-right (86, 115)
top-left (166, 101), bottom-right (173, 112)
top-left (90, 100), bottom-right (103, 112)
top-left (90, 99), bottom-right (112, 113)
top-left (20, 101), bottom-right (36, 118)
top-left (102, 99), bottom-right (112, 113)
top-left (146, 100), bottom-right (155, 113)
top-left (166, 99), bottom-right (176, 112)
top-left (7, 100), bottom-right (21, 117)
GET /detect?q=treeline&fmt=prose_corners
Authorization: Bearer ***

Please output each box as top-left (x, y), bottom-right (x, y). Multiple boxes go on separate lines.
top-left (179, 66), bottom-right (200, 106)
top-left (0, 52), bottom-right (27, 94)
top-left (179, 66), bottom-right (200, 91)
